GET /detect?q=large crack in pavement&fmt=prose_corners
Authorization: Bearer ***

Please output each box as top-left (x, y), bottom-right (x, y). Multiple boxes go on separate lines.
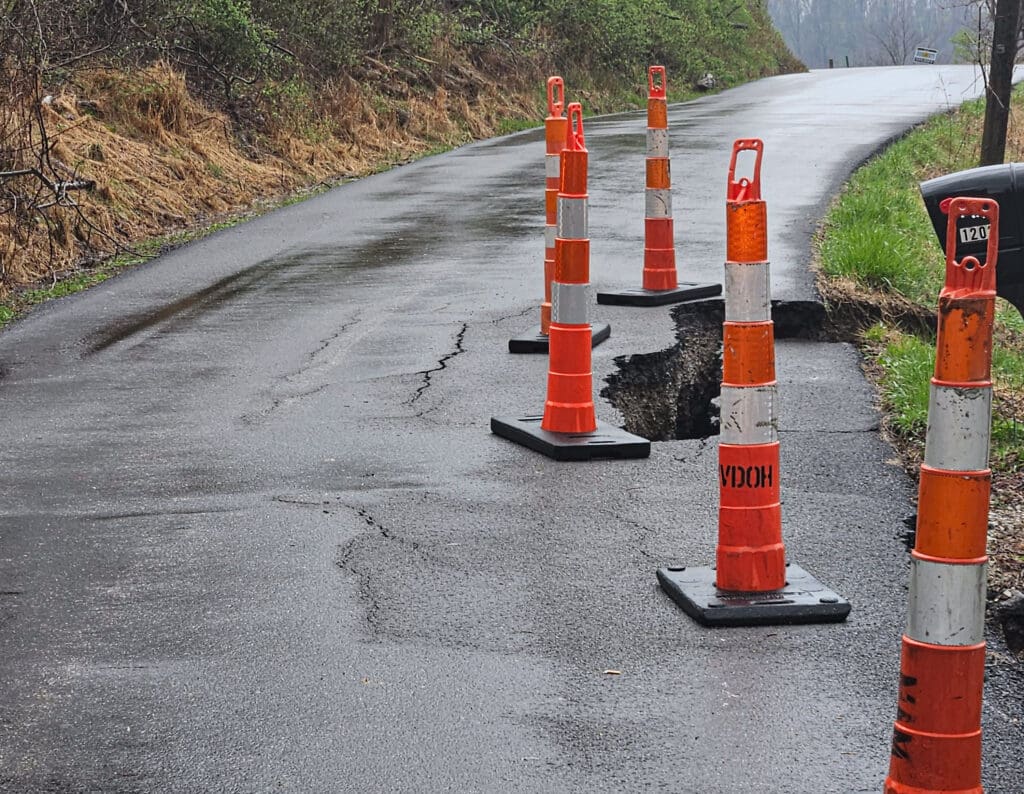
top-left (240, 317), bottom-right (362, 426)
top-left (602, 297), bottom-right (901, 442)
top-left (409, 322), bottom-right (468, 409)
top-left (604, 294), bottom-right (1023, 659)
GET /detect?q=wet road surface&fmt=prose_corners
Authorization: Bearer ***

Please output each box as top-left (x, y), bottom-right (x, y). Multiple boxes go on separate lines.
top-left (1, 66), bottom-right (1022, 792)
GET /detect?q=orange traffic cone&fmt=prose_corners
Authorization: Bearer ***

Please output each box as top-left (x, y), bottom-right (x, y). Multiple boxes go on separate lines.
top-left (510, 77), bottom-right (610, 353)
top-left (597, 66), bottom-right (721, 307)
top-left (492, 104), bottom-right (649, 460)
top-left (657, 139), bottom-right (849, 626)
top-left (885, 196), bottom-right (998, 794)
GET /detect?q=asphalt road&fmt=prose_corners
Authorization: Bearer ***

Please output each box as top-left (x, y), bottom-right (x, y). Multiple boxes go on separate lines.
top-left (1, 66), bottom-right (1022, 792)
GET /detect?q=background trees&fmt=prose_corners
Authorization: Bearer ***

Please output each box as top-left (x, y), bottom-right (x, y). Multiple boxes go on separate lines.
top-left (766, 0), bottom-right (978, 67)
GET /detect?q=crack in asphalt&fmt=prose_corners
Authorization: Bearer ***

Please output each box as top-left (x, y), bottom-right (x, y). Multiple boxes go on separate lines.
top-left (409, 322), bottom-right (468, 408)
top-left (603, 509), bottom-right (661, 564)
top-left (333, 506), bottom-right (436, 637)
top-left (493, 306), bottom-right (534, 324)
top-left (241, 317), bottom-right (361, 425)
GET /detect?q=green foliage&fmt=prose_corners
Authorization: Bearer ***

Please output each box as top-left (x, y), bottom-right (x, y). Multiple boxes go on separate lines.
top-left (171, 0), bottom-right (280, 95)
top-left (820, 150), bottom-right (942, 301)
top-left (819, 89), bottom-right (1024, 473)
top-left (874, 327), bottom-right (1024, 469)
top-left (877, 331), bottom-right (935, 438)
top-left (820, 97), bottom-right (992, 305)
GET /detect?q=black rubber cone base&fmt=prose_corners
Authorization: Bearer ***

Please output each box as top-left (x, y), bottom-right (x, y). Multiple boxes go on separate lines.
top-left (596, 282), bottom-right (721, 307)
top-left (656, 563), bottom-right (850, 627)
top-left (490, 415), bottom-right (650, 461)
top-left (508, 322), bottom-right (611, 354)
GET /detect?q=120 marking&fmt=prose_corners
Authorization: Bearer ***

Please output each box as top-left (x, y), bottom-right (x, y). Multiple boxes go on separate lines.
top-left (959, 223), bottom-right (990, 244)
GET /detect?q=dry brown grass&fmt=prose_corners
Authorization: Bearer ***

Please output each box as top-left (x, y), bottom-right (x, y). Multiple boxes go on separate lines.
top-left (0, 60), bottom-right (537, 298)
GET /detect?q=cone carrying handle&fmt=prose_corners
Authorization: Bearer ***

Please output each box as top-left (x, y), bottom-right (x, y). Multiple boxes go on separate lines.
top-left (648, 66), bottom-right (667, 99)
top-left (547, 76), bottom-right (565, 118)
top-left (566, 102), bottom-right (585, 151)
top-left (943, 197), bottom-right (998, 293)
top-left (727, 138), bottom-right (764, 202)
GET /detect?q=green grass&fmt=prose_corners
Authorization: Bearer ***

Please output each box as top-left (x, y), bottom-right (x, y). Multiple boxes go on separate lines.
top-left (876, 331), bottom-right (934, 440)
top-left (872, 325), bottom-right (1024, 470)
top-left (496, 116), bottom-right (540, 136)
top-left (820, 91), bottom-right (1024, 473)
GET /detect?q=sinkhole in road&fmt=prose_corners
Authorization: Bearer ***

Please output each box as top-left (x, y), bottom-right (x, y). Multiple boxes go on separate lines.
top-left (601, 294), bottom-right (937, 442)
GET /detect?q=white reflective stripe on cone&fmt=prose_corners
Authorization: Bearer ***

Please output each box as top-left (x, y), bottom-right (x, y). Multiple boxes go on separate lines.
top-left (545, 225), bottom-right (556, 249)
top-left (724, 261), bottom-right (771, 322)
top-left (923, 384), bottom-right (993, 472)
top-left (646, 128), bottom-right (669, 158)
top-left (906, 556), bottom-right (987, 646)
top-left (718, 384), bottom-right (778, 445)
top-left (557, 197), bottom-right (588, 240)
top-left (645, 189), bottom-right (673, 219)
top-left (546, 154), bottom-right (561, 179)
top-left (551, 282), bottom-right (590, 325)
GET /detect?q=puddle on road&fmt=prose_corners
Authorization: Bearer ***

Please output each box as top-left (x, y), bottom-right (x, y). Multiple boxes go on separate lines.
top-left (84, 224), bottom-right (452, 354)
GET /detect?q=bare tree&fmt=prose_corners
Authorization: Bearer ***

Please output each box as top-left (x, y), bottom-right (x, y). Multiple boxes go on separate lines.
top-left (980, 0), bottom-right (1023, 164)
top-left (869, 0), bottom-right (920, 64)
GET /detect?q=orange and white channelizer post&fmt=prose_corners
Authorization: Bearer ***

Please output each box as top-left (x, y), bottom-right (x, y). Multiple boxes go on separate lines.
top-left (596, 66), bottom-right (720, 307)
top-left (718, 139), bottom-right (781, 592)
top-left (543, 103), bottom-right (596, 434)
top-left (885, 197), bottom-right (998, 794)
top-left (656, 139), bottom-right (849, 626)
top-left (644, 65), bottom-right (676, 292)
top-left (491, 105), bottom-right (649, 461)
top-left (541, 77), bottom-right (568, 337)
top-left (509, 77), bottom-right (609, 353)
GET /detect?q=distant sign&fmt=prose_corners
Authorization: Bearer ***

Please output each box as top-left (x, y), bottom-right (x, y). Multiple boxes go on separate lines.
top-left (913, 47), bottom-right (939, 64)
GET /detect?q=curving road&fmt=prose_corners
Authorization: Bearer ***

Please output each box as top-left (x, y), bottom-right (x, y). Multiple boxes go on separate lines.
top-left (1, 66), bottom-right (1021, 792)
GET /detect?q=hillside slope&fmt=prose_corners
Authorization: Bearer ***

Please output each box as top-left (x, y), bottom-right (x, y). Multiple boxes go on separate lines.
top-left (0, 0), bottom-right (801, 306)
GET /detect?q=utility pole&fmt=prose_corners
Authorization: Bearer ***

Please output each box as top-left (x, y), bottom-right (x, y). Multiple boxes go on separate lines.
top-left (980, 0), bottom-right (1022, 166)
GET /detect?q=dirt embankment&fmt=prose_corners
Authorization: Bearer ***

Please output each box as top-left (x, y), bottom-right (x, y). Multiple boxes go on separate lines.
top-left (0, 57), bottom-right (540, 296)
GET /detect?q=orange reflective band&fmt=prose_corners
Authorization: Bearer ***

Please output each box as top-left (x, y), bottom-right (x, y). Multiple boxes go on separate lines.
top-left (547, 322), bottom-right (593, 366)
top-left (644, 247), bottom-right (675, 268)
top-left (915, 466), bottom-right (990, 559)
top-left (886, 638), bottom-right (984, 794)
top-left (646, 158), bottom-right (671, 190)
top-left (643, 264), bottom-right (677, 291)
top-left (554, 239), bottom-right (589, 284)
top-left (726, 201), bottom-right (768, 263)
top-left (718, 442), bottom-right (780, 506)
top-left (545, 117), bottom-right (568, 153)
top-left (541, 255), bottom-right (555, 335)
top-left (716, 517), bottom-right (785, 593)
top-left (647, 99), bottom-right (667, 129)
top-left (545, 188), bottom-right (558, 221)
top-left (716, 441), bottom-right (784, 591)
top-left (718, 504), bottom-right (784, 547)
top-left (933, 298), bottom-right (995, 385)
top-left (560, 149), bottom-right (588, 196)
top-left (722, 322), bottom-right (776, 386)
top-left (542, 323), bottom-right (596, 434)
top-left (644, 249), bottom-right (675, 269)
top-left (645, 218), bottom-right (674, 249)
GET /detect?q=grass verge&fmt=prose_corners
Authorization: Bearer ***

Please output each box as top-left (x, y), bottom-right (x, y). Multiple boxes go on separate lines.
top-left (817, 89), bottom-right (1024, 603)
